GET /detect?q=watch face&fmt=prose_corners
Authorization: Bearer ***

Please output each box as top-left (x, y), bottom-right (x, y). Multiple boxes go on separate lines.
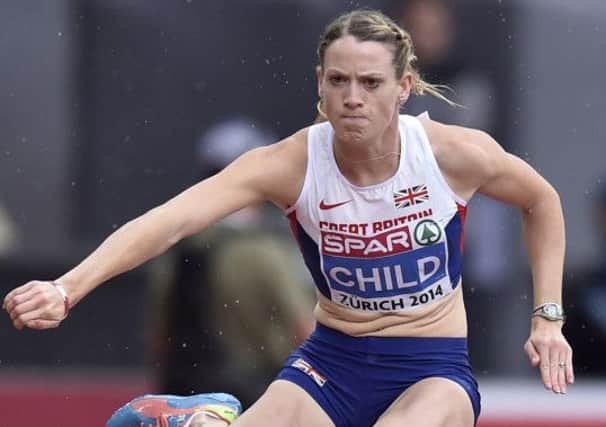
top-left (545, 304), bottom-right (557, 317)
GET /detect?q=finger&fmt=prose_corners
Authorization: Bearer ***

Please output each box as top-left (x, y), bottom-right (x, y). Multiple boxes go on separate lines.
top-left (12, 306), bottom-right (48, 327)
top-left (536, 344), bottom-right (552, 391)
top-left (556, 353), bottom-right (567, 394)
top-left (566, 346), bottom-right (575, 385)
top-left (549, 348), bottom-right (561, 393)
top-left (6, 286), bottom-right (47, 319)
top-left (524, 340), bottom-right (541, 367)
top-left (23, 318), bottom-right (61, 330)
top-left (5, 285), bottom-right (44, 314)
top-left (9, 287), bottom-right (64, 330)
top-left (3, 282), bottom-right (37, 310)
top-left (12, 306), bottom-right (45, 329)
top-left (8, 298), bottom-right (40, 322)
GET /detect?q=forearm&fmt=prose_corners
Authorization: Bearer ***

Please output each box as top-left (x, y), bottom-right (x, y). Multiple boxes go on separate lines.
top-left (521, 187), bottom-right (566, 306)
top-left (56, 204), bottom-right (185, 306)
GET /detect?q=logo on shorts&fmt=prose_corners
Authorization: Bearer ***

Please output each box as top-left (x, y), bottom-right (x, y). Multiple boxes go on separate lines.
top-left (413, 219), bottom-right (441, 246)
top-left (291, 358), bottom-right (327, 387)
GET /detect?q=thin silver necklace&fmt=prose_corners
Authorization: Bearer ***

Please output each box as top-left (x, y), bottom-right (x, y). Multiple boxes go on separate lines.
top-left (333, 136), bottom-right (401, 163)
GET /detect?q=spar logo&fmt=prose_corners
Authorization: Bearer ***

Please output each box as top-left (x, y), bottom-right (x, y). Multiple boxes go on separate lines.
top-left (321, 225), bottom-right (413, 258)
top-left (414, 219), bottom-right (441, 246)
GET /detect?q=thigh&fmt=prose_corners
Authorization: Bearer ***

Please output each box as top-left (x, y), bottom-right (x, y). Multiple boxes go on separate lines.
top-left (374, 377), bottom-right (474, 427)
top-left (232, 380), bottom-right (335, 427)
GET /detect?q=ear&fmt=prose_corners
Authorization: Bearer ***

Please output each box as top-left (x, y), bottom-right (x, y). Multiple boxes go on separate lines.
top-left (316, 65), bottom-right (324, 98)
top-left (398, 71), bottom-right (413, 103)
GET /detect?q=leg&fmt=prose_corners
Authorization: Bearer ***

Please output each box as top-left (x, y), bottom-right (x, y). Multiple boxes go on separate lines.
top-left (232, 380), bottom-right (334, 427)
top-left (374, 377), bottom-right (475, 427)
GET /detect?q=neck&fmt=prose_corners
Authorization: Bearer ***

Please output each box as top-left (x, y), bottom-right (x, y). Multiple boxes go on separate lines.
top-left (333, 118), bottom-right (401, 187)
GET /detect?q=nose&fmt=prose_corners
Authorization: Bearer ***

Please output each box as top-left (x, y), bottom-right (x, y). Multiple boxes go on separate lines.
top-left (344, 82), bottom-right (364, 109)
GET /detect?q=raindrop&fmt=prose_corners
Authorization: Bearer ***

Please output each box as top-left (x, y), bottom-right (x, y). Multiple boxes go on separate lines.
top-left (182, 342), bottom-right (188, 348)
top-left (58, 32), bottom-right (63, 37)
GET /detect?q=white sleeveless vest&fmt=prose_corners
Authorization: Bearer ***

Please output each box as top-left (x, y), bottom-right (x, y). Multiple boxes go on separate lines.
top-left (286, 115), bottom-right (467, 313)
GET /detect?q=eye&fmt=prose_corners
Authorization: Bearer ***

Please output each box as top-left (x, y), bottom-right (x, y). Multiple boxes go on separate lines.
top-left (364, 78), bottom-right (381, 89)
top-left (328, 75), bottom-right (346, 86)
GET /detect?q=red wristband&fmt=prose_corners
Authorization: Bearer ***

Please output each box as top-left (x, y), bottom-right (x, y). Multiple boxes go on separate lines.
top-left (52, 282), bottom-right (70, 319)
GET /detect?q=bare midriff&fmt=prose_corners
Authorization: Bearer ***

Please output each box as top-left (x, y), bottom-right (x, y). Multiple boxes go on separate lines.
top-left (313, 283), bottom-right (467, 338)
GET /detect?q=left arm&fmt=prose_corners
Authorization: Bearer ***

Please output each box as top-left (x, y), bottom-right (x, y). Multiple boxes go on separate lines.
top-left (479, 149), bottom-right (566, 312)
top-left (478, 141), bottom-right (573, 392)
top-left (427, 120), bottom-right (573, 394)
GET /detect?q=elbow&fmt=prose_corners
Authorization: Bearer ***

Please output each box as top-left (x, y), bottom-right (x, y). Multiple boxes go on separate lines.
top-left (543, 184), bottom-right (562, 209)
top-left (523, 184), bottom-right (562, 218)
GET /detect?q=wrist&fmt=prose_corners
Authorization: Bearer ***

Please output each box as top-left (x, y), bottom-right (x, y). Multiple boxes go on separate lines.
top-left (51, 280), bottom-right (71, 319)
top-left (531, 315), bottom-right (564, 330)
top-left (532, 302), bottom-right (565, 322)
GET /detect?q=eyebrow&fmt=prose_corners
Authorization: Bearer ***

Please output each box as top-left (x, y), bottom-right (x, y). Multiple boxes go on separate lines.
top-left (325, 68), bottom-right (387, 78)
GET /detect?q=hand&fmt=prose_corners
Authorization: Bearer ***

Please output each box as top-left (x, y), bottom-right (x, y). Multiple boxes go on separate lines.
top-left (524, 318), bottom-right (574, 394)
top-left (3, 281), bottom-right (67, 330)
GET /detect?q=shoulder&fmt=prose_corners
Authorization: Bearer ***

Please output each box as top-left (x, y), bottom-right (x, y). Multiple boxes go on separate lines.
top-left (417, 116), bottom-right (505, 200)
top-left (227, 127), bottom-right (309, 209)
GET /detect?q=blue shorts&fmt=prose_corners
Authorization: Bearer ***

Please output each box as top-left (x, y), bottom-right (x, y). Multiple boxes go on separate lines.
top-left (276, 324), bottom-right (481, 427)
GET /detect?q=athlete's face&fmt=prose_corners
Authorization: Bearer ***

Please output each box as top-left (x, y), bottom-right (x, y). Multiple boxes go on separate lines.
top-left (318, 35), bottom-right (411, 143)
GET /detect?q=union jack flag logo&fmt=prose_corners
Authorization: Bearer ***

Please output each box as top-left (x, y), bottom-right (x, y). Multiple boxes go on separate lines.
top-left (393, 184), bottom-right (429, 208)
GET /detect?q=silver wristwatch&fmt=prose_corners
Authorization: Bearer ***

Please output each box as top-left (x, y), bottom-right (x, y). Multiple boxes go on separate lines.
top-left (532, 302), bottom-right (566, 322)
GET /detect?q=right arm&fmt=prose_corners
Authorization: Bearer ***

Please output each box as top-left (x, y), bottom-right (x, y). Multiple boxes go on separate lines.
top-left (3, 133), bottom-right (306, 329)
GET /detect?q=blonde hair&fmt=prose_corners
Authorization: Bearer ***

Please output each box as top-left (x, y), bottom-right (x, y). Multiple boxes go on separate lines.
top-left (316, 9), bottom-right (454, 116)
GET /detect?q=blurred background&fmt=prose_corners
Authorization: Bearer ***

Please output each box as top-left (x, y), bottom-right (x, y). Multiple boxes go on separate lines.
top-left (1, 0), bottom-right (605, 425)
